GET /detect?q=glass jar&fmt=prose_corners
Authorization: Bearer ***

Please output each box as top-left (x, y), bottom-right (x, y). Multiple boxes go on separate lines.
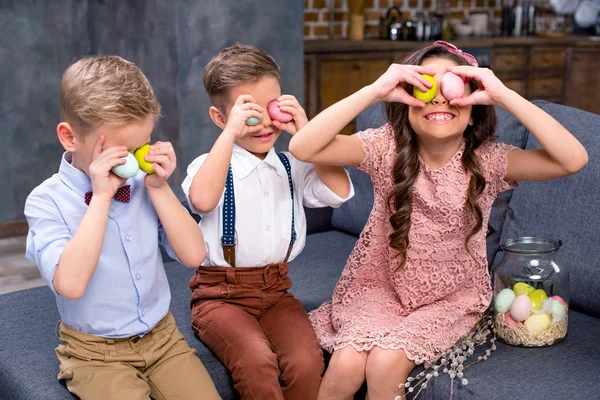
top-left (492, 237), bottom-right (568, 347)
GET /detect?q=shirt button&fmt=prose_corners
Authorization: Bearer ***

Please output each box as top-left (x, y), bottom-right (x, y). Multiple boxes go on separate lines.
top-left (266, 225), bottom-right (271, 231)
top-left (135, 273), bottom-right (141, 280)
top-left (125, 235), bottom-right (132, 242)
top-left (141, 310), bottom-right (145, 317)
top-left (263, 191), bottom-right (269, 197)
top-left (265, 257), bottom-right (271, 263)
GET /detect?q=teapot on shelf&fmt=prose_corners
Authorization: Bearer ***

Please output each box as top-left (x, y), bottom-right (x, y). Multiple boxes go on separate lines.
top-left (379, 7), bottom-right (404, 40)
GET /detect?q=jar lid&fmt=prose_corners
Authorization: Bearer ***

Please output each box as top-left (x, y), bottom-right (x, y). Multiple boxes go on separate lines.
top-left (502, 237), bottom-right (562, 254)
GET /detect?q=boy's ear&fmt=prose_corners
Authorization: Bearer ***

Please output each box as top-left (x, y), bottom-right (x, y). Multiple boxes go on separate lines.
top-left (209, 106), bottom-right (227, 129)
top-left (57, 122), bottom-right (77, 152)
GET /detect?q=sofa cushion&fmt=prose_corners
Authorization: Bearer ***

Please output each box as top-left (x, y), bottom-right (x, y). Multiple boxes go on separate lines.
top-left (408, 311), bottom-right (600, 399)
top-left (289, 230), bottom-right (358, 311)
top-left (331, 168), bottom-right (374, 237)
top-left (497, 101), bottom-right (600, 317)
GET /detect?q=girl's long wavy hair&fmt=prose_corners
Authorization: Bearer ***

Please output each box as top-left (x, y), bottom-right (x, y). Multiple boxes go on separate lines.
top-left (386, 45), bottom-right (497, 269)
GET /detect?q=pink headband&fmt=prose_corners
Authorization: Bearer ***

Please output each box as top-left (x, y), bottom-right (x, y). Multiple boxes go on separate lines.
top-left (431, 41), bottom-right (479, 67)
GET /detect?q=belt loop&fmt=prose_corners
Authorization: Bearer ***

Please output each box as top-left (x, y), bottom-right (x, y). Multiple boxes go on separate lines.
top-left (226, 268), bottom-right (236, 284)
top-left (55, 320), bottom-right (62, 337)
top-left (279, 263), bottom-right (288, 275)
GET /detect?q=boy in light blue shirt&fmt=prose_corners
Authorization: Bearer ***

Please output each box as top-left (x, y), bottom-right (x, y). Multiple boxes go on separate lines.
top-left (24, 55), bottom-right (220, 399)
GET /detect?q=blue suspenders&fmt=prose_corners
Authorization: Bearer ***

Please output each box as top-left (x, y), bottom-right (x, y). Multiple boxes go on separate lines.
top-left (221, 153), bottom-right (296, 267)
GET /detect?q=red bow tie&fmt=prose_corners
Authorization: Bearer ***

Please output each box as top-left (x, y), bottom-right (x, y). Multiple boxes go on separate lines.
top-left (85, 185), bottom-right (131, 206)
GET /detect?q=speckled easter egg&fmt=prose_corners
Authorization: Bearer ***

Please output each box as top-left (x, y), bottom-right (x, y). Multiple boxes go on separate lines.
top-left (510, 294), bottom-right (532, 322)
top-left (441, 72), bottom-right (465, 100)
top-left (528, 289), bottom-right (549, 311)
top-left (524, 313), bottom-right (551, 334)
top-left (504, 312), bottom-right (520, 327)
top-left (513, 282), bottom-right (535, 297)
top-left (246, 116), bottom-right (262, 126)
top-left (551, 299), bottom-right (566, 322)
top-left (494, 288), bottom-right (516, 313)
top-left (111, 152), bottom-right (139, 179)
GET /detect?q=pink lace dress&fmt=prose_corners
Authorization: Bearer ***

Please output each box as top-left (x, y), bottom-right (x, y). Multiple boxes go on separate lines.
top-left (309, 124), bottom-right (518, 363)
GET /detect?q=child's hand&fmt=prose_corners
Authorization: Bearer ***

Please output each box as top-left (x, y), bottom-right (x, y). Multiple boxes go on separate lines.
top-left (271, 95), bottom-right (308, 134)
top-left (371, 64), bottom-right (437, 107)
top-left (224, 95), bottom-right (265, 140)
top-left (88, 135), bottom-right (128, 201)
top-left (144, 141), bottom-right (176, 189)
top-left (445, 66), bottom-right (511, 107)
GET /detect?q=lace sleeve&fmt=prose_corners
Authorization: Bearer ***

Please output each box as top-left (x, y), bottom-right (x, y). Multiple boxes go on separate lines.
top-left (353, 124), bottom-right (393, 177)
top-left (478, 141), bottom-right (520, 195)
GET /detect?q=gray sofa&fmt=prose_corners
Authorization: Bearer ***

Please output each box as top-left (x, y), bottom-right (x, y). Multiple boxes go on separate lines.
top-left (1, 100), bottom-right (599, 399)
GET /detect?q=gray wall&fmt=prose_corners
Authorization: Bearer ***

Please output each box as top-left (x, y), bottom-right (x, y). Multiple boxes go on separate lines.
top-left (0, 0), bottom-right (304, 223)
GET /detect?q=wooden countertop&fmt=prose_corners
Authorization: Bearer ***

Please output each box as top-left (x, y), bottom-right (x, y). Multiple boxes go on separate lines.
top-left (304, 36), bottom-right (600, 53)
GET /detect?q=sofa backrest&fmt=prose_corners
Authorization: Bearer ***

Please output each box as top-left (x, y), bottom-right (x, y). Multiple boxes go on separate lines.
top-left (496, 101), bottom-right (600, 317)
top-left (331, 100), bottom-right (599, 317)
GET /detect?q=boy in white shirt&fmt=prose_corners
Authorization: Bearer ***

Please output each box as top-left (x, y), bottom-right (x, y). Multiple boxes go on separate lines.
top-left (181, 43), bottom-right (354, 399)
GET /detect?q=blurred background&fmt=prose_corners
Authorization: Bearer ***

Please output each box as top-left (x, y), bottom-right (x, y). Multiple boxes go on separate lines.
top-left (1, 0), bottom-right (599, 293)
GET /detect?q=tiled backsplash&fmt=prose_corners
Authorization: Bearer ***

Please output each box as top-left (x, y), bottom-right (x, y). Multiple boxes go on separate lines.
top-left (304, 0), bottom-right (550, 39)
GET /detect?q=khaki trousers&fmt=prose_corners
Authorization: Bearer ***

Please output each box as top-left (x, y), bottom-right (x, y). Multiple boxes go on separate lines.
top-left (55, 311), bottom-right (221, 400)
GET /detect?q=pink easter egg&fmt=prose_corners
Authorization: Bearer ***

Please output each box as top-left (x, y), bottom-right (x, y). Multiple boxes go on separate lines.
top-left (504, 312), bottom-right (520, 327)
top-left (551, 295), bottom-right (566, 305)
top-left (510, 294), bottom-right (532, 322)
top-left (267, 100), bottom-right (293, 123)
top-left (441, 72), bottom-right (465, 101)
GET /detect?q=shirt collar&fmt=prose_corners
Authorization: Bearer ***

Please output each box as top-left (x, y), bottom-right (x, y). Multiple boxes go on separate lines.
top-left (58, 152), bottom-right (93, 196)
top-left (231, 144), bottom-right (286, 179)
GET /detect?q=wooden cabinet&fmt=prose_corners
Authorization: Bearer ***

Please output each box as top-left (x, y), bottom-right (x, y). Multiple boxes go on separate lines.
top-left (305, 38), bottom-right (600, 135)
top-left (565, 48), bottom-right (600, 115)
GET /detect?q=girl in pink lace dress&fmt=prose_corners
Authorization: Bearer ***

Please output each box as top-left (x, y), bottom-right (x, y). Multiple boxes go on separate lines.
top-left (289, 42), bottom-right (588, 400)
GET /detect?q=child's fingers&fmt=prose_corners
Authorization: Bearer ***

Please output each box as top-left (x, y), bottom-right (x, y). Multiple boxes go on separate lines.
top-left (449, 88), bottom-right (487, 106)
top-left (144, 154), bottom-right (170, 167)
top-left (407, 73), bottom-right (432, 92)
top-left (445, 65), bottom-right (483, 79)
top-left (278, 105), bottom-right (300, 117)
top-left (152, 163), bottom-right (168, 180)
top-left (95, 147), bottom-right (129, 163)
top-left (92, 135), bottom-right (106, 159)
top-left (277, 94), bottom-right (298, 102)
top-left (411, 65), bottom-right (437, 77)
top-left (241, 123), bottom-right (265, 136)
top-left (276, 99), bottom-right (302, 109)
top-left (234, 94), bottom-right (257, 106)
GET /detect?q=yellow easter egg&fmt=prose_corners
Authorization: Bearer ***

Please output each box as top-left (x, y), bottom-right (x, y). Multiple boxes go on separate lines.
top-left (524, 313), bottom-right (551, 334)
top-left (134, 144), bottom-right (156, 174)
top-left (528, 289), bottom-right (548, 311)
top-left (413, 75), bottom-right (438, 103)
top-left (513, 282), bottom-right (535, 297)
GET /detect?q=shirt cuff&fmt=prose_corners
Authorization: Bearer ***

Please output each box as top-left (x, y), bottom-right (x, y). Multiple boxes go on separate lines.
top-left (312, 169), bottom-right (355, 208)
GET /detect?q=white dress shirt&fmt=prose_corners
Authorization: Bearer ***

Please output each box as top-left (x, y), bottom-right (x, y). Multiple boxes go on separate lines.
top-left (182, 144), bottom-right (354, 267)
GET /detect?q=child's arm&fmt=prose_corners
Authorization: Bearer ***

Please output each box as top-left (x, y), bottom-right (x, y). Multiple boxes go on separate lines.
top-left (188, 95), bottom-right (264, 213)
top-left (144, 141), bottom-right (206, 268)
top-left (289, 64), bottom-right (436, 167)
top-left (50, 136), bottom-right (128, 299)
top-left (274, 95), bottom-right (351, 198)
top-left (448, 66), bottom-right (588, 181)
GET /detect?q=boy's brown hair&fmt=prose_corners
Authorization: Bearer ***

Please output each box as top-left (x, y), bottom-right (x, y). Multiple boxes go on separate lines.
top-left (203, 43), bottom-right (281, 112)
top-left (60, 55), bottom-right (161, 133)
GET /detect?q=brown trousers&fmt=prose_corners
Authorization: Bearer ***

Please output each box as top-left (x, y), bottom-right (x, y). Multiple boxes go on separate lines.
top-left (55, 312), bottom-right (221, 400)
top-left (190, 263), bottom-right (324, 400)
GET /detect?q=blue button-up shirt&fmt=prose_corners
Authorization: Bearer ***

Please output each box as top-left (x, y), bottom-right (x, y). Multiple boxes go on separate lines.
top-left (25, 152), bottom-right (176, 338)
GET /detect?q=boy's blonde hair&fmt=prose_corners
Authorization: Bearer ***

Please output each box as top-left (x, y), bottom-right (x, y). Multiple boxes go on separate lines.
top-left (60, 55), bottom-right (161, 133)
top-left (203, 43), bottom-right (281, 112)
